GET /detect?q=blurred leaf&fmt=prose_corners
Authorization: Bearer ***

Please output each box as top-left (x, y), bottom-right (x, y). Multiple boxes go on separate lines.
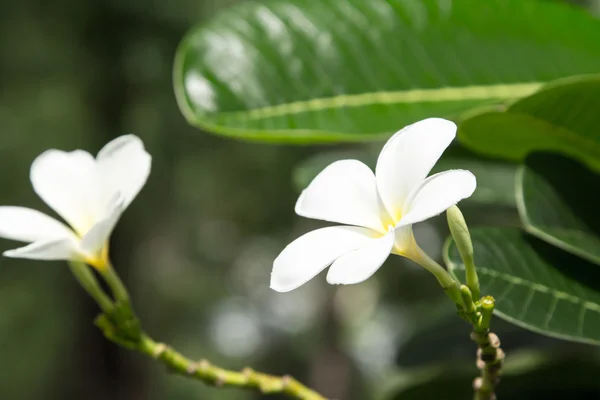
top-left (460, 75), bottom-right (600, 171)
top-left (174, 0), bottom-right (600, 142)
top-left (434, 158), bottom-right (517, 207)
top-left (293, 149), bottom-right (517, 206)
top-left (517, 153), bottom-right (600, 265)
top-left (381, 351), bottom-right (600, 400)
top-left (445, 228), bottom-right (600, 346)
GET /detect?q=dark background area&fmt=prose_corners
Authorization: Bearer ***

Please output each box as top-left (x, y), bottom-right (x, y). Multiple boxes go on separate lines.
top-left (1, 1), bottom-right (600, 399)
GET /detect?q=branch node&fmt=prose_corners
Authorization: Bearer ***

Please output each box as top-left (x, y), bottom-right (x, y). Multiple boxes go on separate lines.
top-left (476, 358), bottom-right (486, 370)
top-left (495, 348), bottom-right (505, 363)
top-left (198, 359), bottom-right (210, 372)
top-left (488, 333), bottom-right (501, 348)
top-left (215, 372), bottom-right (225, 387)
top-left (242, 367), bottom-right (254, 379)
top-left (153, 343), bottom-right (167, 358)
top-left (186, 362), bottom-right (199, 375)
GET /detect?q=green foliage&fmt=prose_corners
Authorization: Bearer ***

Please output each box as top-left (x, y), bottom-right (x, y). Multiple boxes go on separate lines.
top-left (517, 153), bottom-right (600, 265)
top-left (174, 0), bottom-right (600, 142)
top-left (459, 75), bottom-right (600, 172)
top-left (446, 228), bottom-right (600, 345)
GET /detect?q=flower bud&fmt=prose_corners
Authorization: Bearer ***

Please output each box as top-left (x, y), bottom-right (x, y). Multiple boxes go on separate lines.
top-left (447, 205), bottom-right (479, 299)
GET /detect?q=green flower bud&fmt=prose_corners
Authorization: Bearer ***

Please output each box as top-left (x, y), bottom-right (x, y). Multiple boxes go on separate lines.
top-left (447, 205), bottom-right (480, 299)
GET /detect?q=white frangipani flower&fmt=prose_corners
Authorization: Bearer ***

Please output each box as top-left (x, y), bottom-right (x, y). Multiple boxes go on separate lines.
top-left (271, 118), bottom-right (476, 293)
top-left (0, 135), bottom-right (151, 269)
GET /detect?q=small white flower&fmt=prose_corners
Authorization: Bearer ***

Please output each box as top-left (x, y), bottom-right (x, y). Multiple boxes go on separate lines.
top-left (271, 118), bottom-right (476, 292)
top-left (0, 135), bottom-right (151, 269)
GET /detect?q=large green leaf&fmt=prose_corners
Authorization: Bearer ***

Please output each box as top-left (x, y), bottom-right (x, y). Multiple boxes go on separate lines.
top-left (445, 228), bottom-right (600, 345)
top-left (174, 0), bottom-right (600, 142)
top-left (293, 149), bottom-right (517, 206)
top-left (517, 153), bottom-right (600, 265)
top-left (459, 75), bottom-right (600, 171)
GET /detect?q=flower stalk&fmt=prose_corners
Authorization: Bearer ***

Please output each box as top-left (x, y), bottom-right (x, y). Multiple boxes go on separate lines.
top-left (68, 261), bottom-right (114, 312)
top-left (407, 243), bottom-right (463, 308)
top-left (99, 260), bottom-right (131, 305)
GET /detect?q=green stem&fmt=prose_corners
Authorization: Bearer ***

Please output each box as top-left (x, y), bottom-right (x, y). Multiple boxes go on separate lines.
top-left (470, 297), bottom-right (504, 400)
top-left (460, 285), bottom-right (476, 315)
top-left (68, 261), bottom-right (114, 312)
top-left (445, 207), bottom-right (501, 397)
top-left (134, 334), bottom-right (327, 399)
top-left (408, 244), bottom-right (463, 308)
top-left (99, 260), bottom-right (130, 304)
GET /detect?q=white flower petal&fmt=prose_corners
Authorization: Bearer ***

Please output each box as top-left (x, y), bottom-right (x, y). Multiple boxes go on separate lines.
top-left (271, 226), bottom-right (376, 293)
top-left (0, 206), bottom-right (75, 243)
top-left (392, 225), bottom-right (416, 256)
top-left (30, 150), bottom-right (98, 235)
top-left (295, 160), bottom-right (389, 233)
top-left (326, 230), bottom-right (394, 285)
top-left (375, 118), bottom-right (456, 220)
top-left (80, 195), bottom-right (124, 256)
top-left (97, 135), bottom-right (151, 210)
top-left (3, 237), bottom-right (80, 261)
top-left (398, 170), bottom-right (476, 227)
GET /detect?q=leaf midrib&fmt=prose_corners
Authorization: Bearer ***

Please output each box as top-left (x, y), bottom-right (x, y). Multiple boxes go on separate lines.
top-left (209, 82), bottom-right (543, 120)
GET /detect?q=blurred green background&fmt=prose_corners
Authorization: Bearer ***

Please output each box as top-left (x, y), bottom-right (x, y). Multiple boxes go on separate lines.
top-left (1, 1), bottom-right (600, 399)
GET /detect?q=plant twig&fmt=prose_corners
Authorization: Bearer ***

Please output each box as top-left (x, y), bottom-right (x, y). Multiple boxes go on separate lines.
top-left (470, 297), bottom-right (504, 400)
top-left (136, 334), bottom-right (328, 400)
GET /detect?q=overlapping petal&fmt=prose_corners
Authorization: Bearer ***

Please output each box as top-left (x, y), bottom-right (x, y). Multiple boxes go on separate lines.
top-left (0, 206), bottom-right (76, 243)
top-left (271, 226), bottom-right (376, 292)
top-left (295, 160), bottom-right (389, 233)
top-left (375, 118), bottom-right (456, 221)
top-left (30, 150), bottom-right (98, 236)
top-left (326, 230), bottom-right (394, 285)
top-left (97, 135), bottom-right (151, 210)
top-left (80, 195), bottom-right (124, 256)
top-left (398, 170), bottom-right (476, 227)
top-left (3, 237), bottom-right (79, 261)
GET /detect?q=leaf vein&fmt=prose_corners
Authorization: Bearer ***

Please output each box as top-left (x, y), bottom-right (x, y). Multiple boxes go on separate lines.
top-left (217, 82), bottom-right (542, 120)
top-left (455, 264), bottom-right (600, 315)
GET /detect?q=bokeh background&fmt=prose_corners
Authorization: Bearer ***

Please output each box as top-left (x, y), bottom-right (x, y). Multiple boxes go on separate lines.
top-left (1, 1), bottom-right (600, 399)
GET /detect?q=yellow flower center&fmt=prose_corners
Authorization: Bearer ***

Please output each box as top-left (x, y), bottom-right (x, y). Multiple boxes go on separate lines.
top-left (83, 242), bottom-right (110, 271)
